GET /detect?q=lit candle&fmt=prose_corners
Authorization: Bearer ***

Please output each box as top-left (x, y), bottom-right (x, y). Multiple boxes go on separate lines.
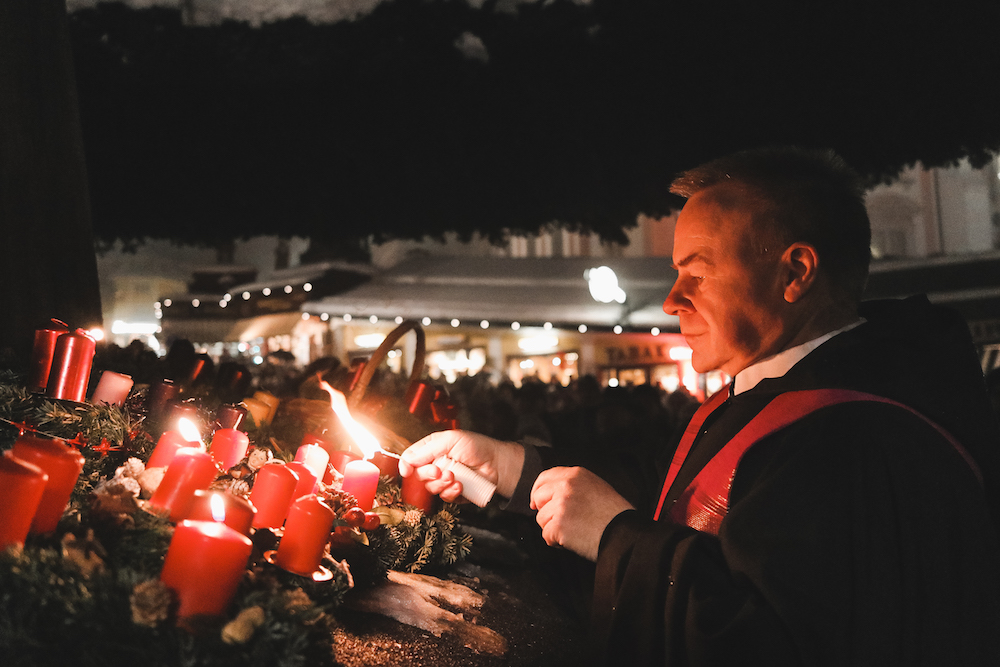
top-left (45, 329), bottom-right (96, 403)
top-left (160, 497), bottom-right (252, 619)
top-left (90, 371), bottom-right (134, 407)
top-left (240, 397), bottom-right (272, 427)
top-left (342, 459), bottom-right (379, 511)
top-left (402, 472), bottom-right (438, 515)
top-left (285, 461), bottom-right (318, 503)
top-left (294, 443), bottom-right (330, 482)
top-left (209, 429), bottom-right (250, 470)
top-left (249, 463), bottom-right (299, 529)
top-left (185, 490), bottom-right (256, 536)
top-left (0, 453), bottom-right (49, 549)
top-left (273, 494), bottom-right (335, 576)
top-left (147, 418), bottom-right (202, 469)
top-left (27, 320), bottom-right (68, 393)
top-left (148, 447), bottom-right (218, 522)
top-left (11, 435), bottom-right (85, 534)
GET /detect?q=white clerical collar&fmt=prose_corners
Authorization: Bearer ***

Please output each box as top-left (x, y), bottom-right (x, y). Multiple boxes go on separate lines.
top-left (732, 319), bottom-right (866, 395)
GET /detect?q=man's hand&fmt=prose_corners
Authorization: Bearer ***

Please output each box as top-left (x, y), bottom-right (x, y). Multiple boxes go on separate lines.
top-left (530, 467), bottom-right (635, 562)
top-left (400, 430), bottom-right (524, 503)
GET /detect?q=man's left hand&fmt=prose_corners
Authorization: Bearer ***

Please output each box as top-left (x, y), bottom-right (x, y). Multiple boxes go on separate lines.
top-left (530, 466), bottom-right (635, 562)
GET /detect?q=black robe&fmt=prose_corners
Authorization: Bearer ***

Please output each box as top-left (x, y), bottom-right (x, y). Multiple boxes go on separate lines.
top-left (508, 297), bottom-right (1000, 666)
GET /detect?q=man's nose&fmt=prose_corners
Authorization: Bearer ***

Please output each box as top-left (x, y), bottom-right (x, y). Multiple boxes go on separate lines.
top-left (663, 280), bottom-right (690, 315)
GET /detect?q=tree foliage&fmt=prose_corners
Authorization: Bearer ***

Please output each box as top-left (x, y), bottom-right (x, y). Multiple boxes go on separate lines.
top-left (71, 0), bottom-right (1000, 249)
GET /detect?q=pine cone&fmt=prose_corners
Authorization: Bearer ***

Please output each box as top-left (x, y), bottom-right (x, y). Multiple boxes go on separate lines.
top-left (130, 579), bottom-right (173, 627)
top-left (403, 509), bottom-right (423, 528)
top-left (321, 488), bottom-right (360, 517)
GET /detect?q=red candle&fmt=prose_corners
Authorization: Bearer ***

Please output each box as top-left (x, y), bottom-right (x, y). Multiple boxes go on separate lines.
top-left (160, 518), bottom-right (252, 619)
top-left (45, 329), bottom-right (97, 402)
top-left (214, 404), bottom-right (246, 430)
top-left (147, 429), bottom-right (201, 469)
top-left (249, 463), bottom-right (299, 529)
top-left (185, 490), bottom-right (256, 536)
top-left (342, 459), bottom-right (379, 511)
top-left (285, 461), bottom-right (318, 503)
top-left (209, 429), bottom-right (250, 470)
top-left (0, 453), bottom-right (49, 549)
top-left (27, 320), bottom-right (69, 393)
top-left (274, 494), bottom-right (335, 576)
top-left (402, 472), bottom-right (438, 515)
top-left (148, 447), bottom-right (218, 522)
top-left (371, 450), bottom-right (400, 480)
top-left (294, 443), bottom-right (330, 482)
top-left (11, 435), bottom-right (85, 534)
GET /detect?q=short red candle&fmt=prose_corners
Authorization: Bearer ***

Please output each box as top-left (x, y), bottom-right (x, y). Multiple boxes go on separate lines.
top-left (0, 453), bottom-right (49, 549)
top-left (371, 450), bottom-right (400, 480)
top-left (147, 430), bottom-right (201, 469)
top-left (342, 459), bottom-right (380, 511)
top-left (274, 495), bottom-right (335, 576)
top-left (27, 320), bottom-right (69, 393)
top-left (185, 490), bottom-right (256, 536)
top-left (249, 463), bottom-right (299, 529)
top-left (209, 428), bottom-right (250, 470)
top-left (45, 329), bottom-right (97, 402)
top-left (160, 519), bottom-right (252, 618)
top-left (285, 461), bottom-right (318, 503)
top-left (402, 472), bottom-right (438, 515)
top-left (148, 447), bottom-right (218, 522)
top-left (294, 443), bottom-right (330, 482)
top-left (11, 435), bottom-right (85, 534)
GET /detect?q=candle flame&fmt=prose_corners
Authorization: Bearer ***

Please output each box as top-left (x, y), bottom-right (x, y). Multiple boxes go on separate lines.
top-left (319, 379), bottom-right (381, 459)
top-left (210, 493), bottom-right (226, 522)
top-left (177, 418), bottom-right (203, 445)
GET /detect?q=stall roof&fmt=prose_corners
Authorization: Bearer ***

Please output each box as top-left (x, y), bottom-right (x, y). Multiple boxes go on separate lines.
top-left (300, 255), bottom-right (681, 330)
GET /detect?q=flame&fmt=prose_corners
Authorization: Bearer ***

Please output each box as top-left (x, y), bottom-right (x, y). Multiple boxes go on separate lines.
top-left (210, 493), bottom-right (226, 522)
top-left (319, 379), bottom-right (381, 459)
top-left (177, 417), bottom-right (203, 445)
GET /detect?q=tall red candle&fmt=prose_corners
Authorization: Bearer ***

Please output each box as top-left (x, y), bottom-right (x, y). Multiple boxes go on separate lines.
top-left (249, 463), bottom-right (299, 529)
top-left (185, 490), bottom-right (256, 536)
top-left (402, 472), bottom-right (438, 514)
top-left (11, 435), bottom-right (85, 534)
top-left (148, 447), bottom-right (218, 522)
top-left (342, 459), bottom-right (379, 511)
top-left (274, 495), bottom-right (335, 576)
top-left (45, 329), bottom-right (96, 402)
top-left (27, 320), bottom-right (69, 393)
top-left (209, 429), bottom-right (250, 470)
top-left (371, 450), bottom-right (400, 480)
top-left (0, 453), bottom-right (49, 549)
top-left (285, 461), bottom-right (318, 503)
top-left (147, 429), bottom-right (201, 469)
top-left (160, 519), bottom-right (252, 619)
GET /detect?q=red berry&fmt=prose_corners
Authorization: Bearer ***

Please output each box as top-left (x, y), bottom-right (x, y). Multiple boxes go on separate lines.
top-left (343, 507), bottom-right (365, 528)
top-left (362, 512), bottom-right (381, 531)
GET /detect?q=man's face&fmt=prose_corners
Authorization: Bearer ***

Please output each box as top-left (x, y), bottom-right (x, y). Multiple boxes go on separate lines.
top-left (663, 187), bottom-right (790, 377)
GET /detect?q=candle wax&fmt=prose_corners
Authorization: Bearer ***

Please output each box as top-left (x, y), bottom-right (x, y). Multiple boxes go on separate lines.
top-left (11, 435), bottom-right (85, 534)
top-left (148, 447), bottom-right (218, 522)
top-left (160, 519), bottom-right (252, 619)
top-left (0, 454), bottom-right (48, 549)
top-left (185, 490), bottom-right (256, 536)
top-left (274, 494), bottom-right (335, 576)
top-left (209, 428), bottom-right (250, 470)
top-left (249, 463), bottom-right (300, 529)
top-left (342, 459), bottom-right (379, 511)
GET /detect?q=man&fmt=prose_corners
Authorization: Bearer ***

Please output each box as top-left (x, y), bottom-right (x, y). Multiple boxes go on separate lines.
top-left (400, 147), bottom-right (1000, 666)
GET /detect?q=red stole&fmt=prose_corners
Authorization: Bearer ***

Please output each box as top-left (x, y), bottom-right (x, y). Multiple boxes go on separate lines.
top-left (653, 387), bottom-right (980, 535)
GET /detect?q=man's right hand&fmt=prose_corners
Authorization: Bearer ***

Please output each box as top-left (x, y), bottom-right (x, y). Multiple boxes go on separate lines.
top-left (399, 430), bottom-right (525, 503)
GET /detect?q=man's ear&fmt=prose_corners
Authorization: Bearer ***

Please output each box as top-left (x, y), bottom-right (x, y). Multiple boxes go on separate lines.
top-left (781, 243), bottom-right (819, 303)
